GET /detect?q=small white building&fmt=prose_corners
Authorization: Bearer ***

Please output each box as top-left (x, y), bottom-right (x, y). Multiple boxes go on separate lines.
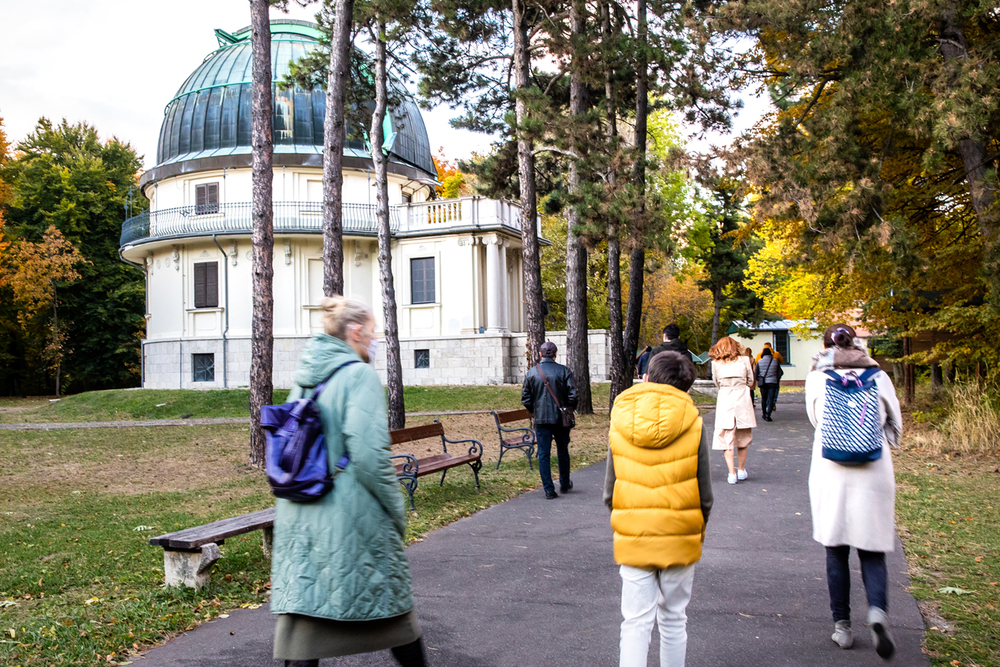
top-left (727, 319), bottom-right (823, 385)
top-left (121, 20), bottom-right (610, 389)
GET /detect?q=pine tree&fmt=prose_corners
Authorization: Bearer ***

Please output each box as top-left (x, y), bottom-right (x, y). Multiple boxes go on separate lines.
top-left (249, 0), bottom-right (275, 467)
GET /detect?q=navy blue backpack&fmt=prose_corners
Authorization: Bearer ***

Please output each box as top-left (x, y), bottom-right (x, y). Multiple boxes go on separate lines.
top-left (820, 367), bottom-right (884, 465)
top-left (262, 361), bottom-right (358, 502)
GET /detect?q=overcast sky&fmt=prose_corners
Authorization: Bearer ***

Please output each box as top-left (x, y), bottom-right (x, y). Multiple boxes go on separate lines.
top-left (1, 0), bottom-right (767, 171)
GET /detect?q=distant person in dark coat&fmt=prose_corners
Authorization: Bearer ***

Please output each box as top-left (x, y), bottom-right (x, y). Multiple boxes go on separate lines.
top-left (522, 341), bottom-right (579, 499)
top-left (635, 346), bottom-right (653, 378)
top-left (651, 324), bottom-right (690, 361)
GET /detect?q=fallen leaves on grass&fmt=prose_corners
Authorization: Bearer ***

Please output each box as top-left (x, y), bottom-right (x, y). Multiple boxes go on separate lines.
top-left (937, 587), bottom-right (974, 595)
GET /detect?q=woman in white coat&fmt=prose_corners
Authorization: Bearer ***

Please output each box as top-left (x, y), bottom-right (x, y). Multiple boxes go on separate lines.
top-left (710, 336), bottom-right (757, 485)
top-left (806, 325), bottom-right (902, 660)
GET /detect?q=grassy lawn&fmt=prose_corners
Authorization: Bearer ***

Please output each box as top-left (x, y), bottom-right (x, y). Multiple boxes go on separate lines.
top-left (0, 383), bottom-right (713, 423)
top-left (0, 409), bottom-right (615, 666)
top-left (893, 388), bottom-right (1000, 667)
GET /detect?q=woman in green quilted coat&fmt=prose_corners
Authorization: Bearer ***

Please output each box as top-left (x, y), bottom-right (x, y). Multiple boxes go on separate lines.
top-left (271, 297), bottom-right (427, 667)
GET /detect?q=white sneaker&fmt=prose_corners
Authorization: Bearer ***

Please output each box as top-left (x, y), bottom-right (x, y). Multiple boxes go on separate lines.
top-left (831, 620), bottom-right (853, 649)
top-left (727, 473), bottom-right (737, 485)
top-left (737, 468), bottom-right (748, 481)
top-left (868, 607), bottom-right (895, 660)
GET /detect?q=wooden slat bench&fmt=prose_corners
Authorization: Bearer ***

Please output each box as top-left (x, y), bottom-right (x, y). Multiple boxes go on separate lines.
top-left (391, 419), bottom-right (484, 510)
top-left (490, 408), bottom-right (536, 471)
top-left (149, 508), bottom-right (275, 589)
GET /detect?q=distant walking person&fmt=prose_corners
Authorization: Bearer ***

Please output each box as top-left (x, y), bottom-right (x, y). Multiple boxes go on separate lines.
top-left (522, 341), bottom-right (579, 499)
top-left (651, 324), bottom-right (690, 360)
top-left (756, 342), bottom-right (784, 411)
top-left (271, 297), bottom-right (427, 667)
top-left (604, 351), bottom-right (713, 667)
top-left (709, 336), bottom-right (756, 485)
top-left (807, 324), bottom-right (901, 660)
top-left (636, 345), bottom-right (653, 378)
top-left (756, 348), bottom-right (783, 421)
top-left (744, 347), bottom-right (758, 407)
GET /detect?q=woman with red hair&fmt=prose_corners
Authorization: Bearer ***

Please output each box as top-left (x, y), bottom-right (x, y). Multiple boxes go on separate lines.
top-left (710, 336), bottom-right (757, 485)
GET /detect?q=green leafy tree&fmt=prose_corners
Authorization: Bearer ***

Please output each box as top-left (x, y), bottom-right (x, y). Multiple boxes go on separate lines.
top-left (2, 119), bottom-right (147, 394)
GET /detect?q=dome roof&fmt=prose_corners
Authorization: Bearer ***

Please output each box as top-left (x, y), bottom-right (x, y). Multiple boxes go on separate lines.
top-left (151, 19), bottom-right (435, 179)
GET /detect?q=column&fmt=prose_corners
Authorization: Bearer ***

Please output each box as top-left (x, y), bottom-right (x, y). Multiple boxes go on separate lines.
top-left (485, 235), bottom-right (506, 333)
top-left (498, 240), bottom-right (509, 331)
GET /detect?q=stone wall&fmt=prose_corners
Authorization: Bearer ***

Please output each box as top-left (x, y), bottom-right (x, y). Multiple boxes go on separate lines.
top-left (142, 329), bottom-right (611, 389)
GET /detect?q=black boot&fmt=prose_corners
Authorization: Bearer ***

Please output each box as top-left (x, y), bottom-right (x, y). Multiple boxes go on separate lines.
top-left (391, 638), bottom-right (428, 667)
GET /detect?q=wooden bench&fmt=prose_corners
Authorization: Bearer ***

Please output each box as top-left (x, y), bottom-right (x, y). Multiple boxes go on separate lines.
top-left (391, 420), bottom-right (484, 510)
top-left (149, 508), bottom-right (275, 589)
top-left (151, 421), bottom-right (483, 587)
top-left (490, 408), bottom-right (536, 471)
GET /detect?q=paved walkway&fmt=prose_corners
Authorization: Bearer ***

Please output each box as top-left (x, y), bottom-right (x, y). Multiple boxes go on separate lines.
top-left (135, 403), bottom-right (926, 666)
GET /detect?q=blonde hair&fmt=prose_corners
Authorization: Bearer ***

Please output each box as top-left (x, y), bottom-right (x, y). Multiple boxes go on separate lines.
top-left (319, 296), bottom-right (372, 340)
top-left (709, 336), bottom-right (744, 362)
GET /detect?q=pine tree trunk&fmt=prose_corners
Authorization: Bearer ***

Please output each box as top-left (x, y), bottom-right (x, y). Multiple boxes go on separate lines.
top-left (370, 20), bottom-right (405, 430)
top-left (601, 0), bottom-right (626, 408)
top-left (249, 0), bottom-right (274, 468)
top-left (566, 0), bottom-right (592, 414)
top-left (710, 283), bottom-right (722, 346)
top-left (623, 0), bottom-right (648, 373)
top-left (322, 0), bottom-right (355, 296)
top-left (53, 298), bottom-right (61, 398)
top-left (513, 0), bottom-right (545, 366)
top-left (939, 5), bottom-right (998, 283)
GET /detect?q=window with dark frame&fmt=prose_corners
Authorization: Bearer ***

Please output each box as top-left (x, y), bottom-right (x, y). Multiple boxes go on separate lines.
top-left (414, 349), bottom-right (430, 369)
top-left (401, 192), bottom-right (412, 204)
top-left (193, 262), bottom-right (219, 309)
top-left (195, 182), bottom-right (219, 214)
top-left (192, 353), bottom-right (215, 382)
top-left (410, 257), bottom-right (435, 304)
top-left (773, 330), bottom-right (790, 365)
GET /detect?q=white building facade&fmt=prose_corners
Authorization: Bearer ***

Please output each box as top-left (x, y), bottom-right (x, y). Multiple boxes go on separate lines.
top-left (121, 20), bottom-right (609, 389)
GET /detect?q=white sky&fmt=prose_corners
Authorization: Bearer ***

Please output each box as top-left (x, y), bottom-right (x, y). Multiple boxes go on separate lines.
top-left (0, 0), bottom-right (767, 170)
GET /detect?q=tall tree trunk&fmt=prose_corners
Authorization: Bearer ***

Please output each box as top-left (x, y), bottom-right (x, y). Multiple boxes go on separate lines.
top-left (601, 0), bottom-right (627, 408)
top-left (566, 0), bottom-right (592, 414)
top-left (623, 0), bottom-right (648, 370)
top-left (710, 283), bottom-right (722, 345)
top-left (939, 5), bottom-right (999, 283)
top-left (249, 0), bottom-right (274, 468)
top-left (53, 297), bottom-right (61, 398)
top-left (370, 20), bottom-right (405, 430)
top-left (322, 0), bottom-right (355, 296)
top-left (513, 0), bottom-right (545, 366)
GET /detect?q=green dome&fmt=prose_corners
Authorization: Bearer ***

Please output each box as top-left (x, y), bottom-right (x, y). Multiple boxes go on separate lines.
top-left (153, 19), bottom-right (435, 178)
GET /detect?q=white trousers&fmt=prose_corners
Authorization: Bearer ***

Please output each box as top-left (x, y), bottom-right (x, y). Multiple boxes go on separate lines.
top-left (619, 563), bottom-right (695, 667)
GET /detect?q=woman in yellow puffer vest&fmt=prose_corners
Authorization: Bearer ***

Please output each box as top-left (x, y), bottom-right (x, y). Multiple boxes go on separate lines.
top-left (604, 351), bottom-right (714, 667)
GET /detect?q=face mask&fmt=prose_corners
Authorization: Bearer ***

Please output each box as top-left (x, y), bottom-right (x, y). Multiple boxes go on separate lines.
top-left (366, 338), bottom-right (379, 365)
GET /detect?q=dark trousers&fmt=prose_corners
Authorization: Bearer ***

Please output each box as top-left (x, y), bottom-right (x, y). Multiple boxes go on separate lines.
top-left (284, 638), bottom-right (426, 667)
top-left (760, 383), bottom-right (779, 417)
top-left (535, 424), bottom-right (571, 493)
top-left (825, 546), bottom-right (888, 622)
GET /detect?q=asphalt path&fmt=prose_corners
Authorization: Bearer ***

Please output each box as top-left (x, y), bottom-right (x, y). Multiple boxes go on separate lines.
top-left (135, 402), bottom-right (927, 666)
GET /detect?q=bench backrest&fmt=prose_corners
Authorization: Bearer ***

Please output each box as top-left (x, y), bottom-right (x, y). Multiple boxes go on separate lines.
top-left (494, 408), bottom-right (532, 425)
top-left (391, 421), bottom-right (445, 445)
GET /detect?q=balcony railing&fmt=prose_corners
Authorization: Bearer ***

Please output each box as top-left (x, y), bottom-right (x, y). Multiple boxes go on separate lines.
top-left (120, 197), bottom-right (534, 248)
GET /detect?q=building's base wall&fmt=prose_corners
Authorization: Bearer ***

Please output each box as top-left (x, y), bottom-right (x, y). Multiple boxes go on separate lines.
top-left (142, 330), bottom-right (610, 389)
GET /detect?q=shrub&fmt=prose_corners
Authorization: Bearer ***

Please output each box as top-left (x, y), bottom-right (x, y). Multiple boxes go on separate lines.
top-left (936, 382), bottom-right (1000, 457)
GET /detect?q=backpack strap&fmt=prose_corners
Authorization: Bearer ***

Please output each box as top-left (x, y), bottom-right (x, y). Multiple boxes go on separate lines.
top-left (311, 360), bottom-right (360, 399)
top-left (857, 367), bottom-right (881, 383)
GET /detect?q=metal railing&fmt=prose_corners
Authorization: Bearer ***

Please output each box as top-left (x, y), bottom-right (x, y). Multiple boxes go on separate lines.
top-left (120, 197), bottom-right (532, 248)
top-left (120, 201), bottom-right (401, 247)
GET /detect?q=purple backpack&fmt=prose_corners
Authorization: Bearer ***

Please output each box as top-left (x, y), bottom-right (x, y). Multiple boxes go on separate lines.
top-left (262, 361), bottom-right (358, 502)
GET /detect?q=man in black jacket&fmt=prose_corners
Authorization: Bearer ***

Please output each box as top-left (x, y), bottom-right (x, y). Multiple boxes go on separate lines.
top-left (521, 341), bottom-right (579, 499)
top-left (651, 323), bottom-right (690, 360)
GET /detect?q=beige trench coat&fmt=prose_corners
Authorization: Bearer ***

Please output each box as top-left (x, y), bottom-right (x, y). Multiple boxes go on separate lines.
top-left (712, 357), bottom-right (757, 430)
